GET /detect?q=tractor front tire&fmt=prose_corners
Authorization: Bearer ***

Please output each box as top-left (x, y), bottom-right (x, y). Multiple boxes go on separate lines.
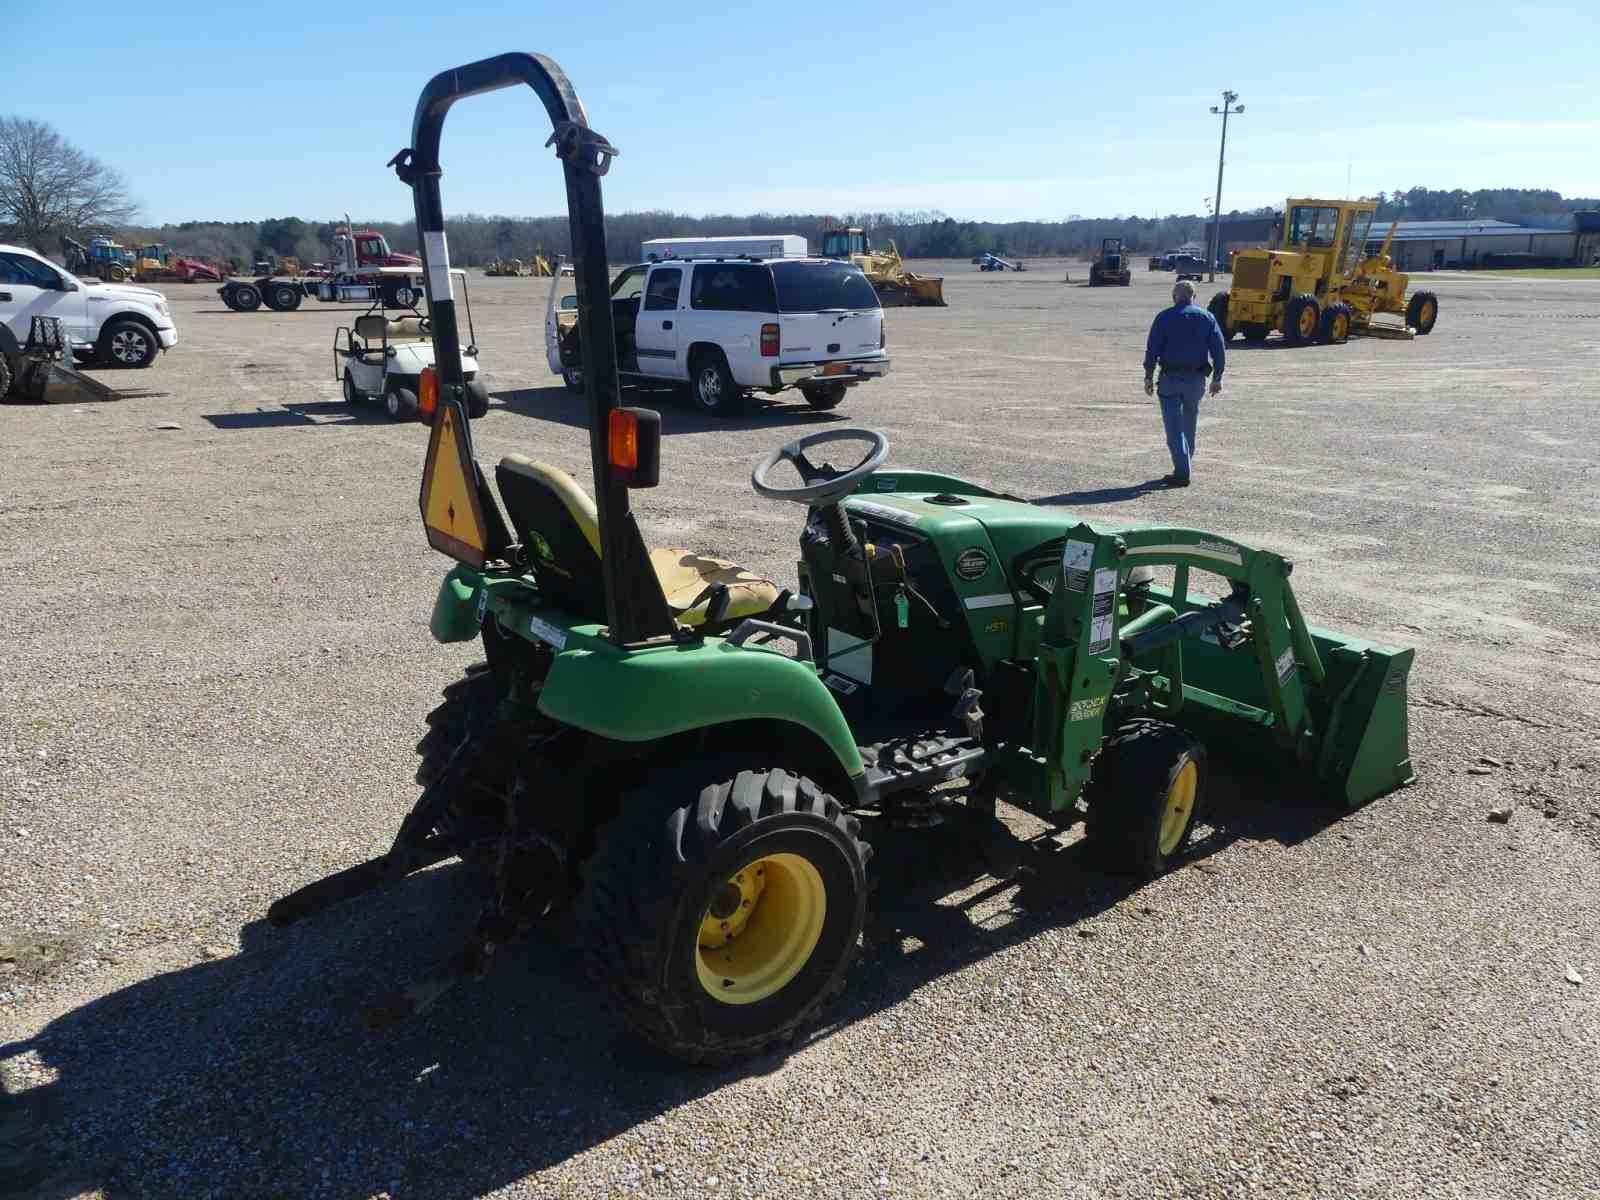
top-left (1405, 291), bottom-right (1439, 335)
top-left (1207, 291), bottom-right (1234, 339)
top-left (1318, 302), bottom-right (1353, 345)
top-left (1283, 293), bottom-right (1320, 345)
top-left (578, 761), bottom-right (871, 1064)
top-left (1084, 718), bottom-right (1207, 879)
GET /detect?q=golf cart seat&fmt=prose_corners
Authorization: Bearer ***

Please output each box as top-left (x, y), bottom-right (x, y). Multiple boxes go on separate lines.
top-left (496, 455), bottom-right (781, 629)
top-left (354, 315), bottom-right (431, 343)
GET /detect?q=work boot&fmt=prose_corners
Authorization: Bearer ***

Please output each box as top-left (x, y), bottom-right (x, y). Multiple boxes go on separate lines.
top-left (1162, 473), bottom-right (1191, 488)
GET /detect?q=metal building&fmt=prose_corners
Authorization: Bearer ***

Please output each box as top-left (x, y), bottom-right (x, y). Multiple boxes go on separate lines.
top-left (1362, 219), bottom-right (1576, 270)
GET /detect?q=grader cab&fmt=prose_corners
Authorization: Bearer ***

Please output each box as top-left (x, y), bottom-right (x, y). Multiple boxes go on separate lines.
top-left (1210, 198), bottom-right (1439, 346)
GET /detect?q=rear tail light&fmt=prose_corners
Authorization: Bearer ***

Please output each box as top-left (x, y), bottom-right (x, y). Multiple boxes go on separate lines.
top-left (879, 321), bottom-right (886, 349)
top-left (760, 323), bottom-right (780, 357)
top-left (418, 366), bottom-right (438, 422)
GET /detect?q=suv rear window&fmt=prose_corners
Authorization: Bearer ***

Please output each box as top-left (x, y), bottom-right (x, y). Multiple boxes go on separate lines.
top-left (689, 264), bottom-right (775, 312)
top-left (772, 261), bottom-right (879, 312)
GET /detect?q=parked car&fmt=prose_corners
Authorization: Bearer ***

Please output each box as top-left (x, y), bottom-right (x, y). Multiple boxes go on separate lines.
top-left (546, 255), bottom-right (889, 414)
top-left (0, 243), bottom-right (177, 372)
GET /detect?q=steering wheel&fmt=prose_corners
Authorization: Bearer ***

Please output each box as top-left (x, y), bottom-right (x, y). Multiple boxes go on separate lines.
top-left (751, 428), bottom-right (889, 506)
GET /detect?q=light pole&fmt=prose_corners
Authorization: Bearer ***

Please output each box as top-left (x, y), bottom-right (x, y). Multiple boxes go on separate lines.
top-left (1208, 90), bottom-right (1244, 282)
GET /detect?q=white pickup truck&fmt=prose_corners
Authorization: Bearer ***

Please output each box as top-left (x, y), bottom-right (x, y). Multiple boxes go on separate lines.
top-left (545, 255), bottom-right (889, 414)
top-left (0, 243), bottom-right (177, 379)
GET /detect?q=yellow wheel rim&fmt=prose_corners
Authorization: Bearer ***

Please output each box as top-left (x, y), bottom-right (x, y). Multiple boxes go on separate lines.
top-left (1420, 301), bottom-right (1435, 326)
top-left (1298, 307), bottom-right (1316, 337)
top-left (695, 852), bottom-right (826, 1005)
top-left (1158, 761), bottom-right (1199, 857)
top-left (1333, 313), bottom-right (1348, 341)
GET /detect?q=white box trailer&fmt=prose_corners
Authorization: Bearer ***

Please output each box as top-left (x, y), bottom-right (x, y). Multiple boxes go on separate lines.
top-left (641, 234), bottom-right (807, 262)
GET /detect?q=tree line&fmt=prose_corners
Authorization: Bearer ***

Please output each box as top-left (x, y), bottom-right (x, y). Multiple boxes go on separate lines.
top-left (4, 117), bottom-right (1596, 266)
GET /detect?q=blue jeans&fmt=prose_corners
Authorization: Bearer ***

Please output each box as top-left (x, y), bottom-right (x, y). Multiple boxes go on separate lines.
top-left (1158, 373), bottom-right (1205, 478)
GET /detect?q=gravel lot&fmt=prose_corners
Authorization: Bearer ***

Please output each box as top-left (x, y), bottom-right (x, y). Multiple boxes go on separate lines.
top-left (3, 263), bottom-right (1598, 1199)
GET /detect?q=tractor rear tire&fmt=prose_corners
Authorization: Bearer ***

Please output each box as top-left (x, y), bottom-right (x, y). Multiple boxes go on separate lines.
top-left (1283, 293), bottom-right (1320, 345)
top-left (799, 382), bottom-right (847, 410)
top-left (1208, 291), bottom-right (1234, 339)
top-left (1084, 718), bottom-right (1207, 879)
top-left (1406, 291), bottom-right (1439, 335)
top-left (1318, 302), bottom-right (1353, 345)
top-left (577, 760), bottom-right (871, 1064)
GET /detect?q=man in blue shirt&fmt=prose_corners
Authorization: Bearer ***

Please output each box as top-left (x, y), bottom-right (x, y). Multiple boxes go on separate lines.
top-left (1143, 279), bottom-right (1225, 487)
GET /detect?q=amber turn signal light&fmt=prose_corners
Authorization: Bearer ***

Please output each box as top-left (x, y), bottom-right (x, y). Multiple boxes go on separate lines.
top-left (607, 407), bottom-right (661, 488)
top-left (418, 365), bottom-right (439, 422)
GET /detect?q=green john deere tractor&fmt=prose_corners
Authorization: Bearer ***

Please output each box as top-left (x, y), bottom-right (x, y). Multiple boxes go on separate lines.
top-left (268, 51), bottom-right (1416, 1064)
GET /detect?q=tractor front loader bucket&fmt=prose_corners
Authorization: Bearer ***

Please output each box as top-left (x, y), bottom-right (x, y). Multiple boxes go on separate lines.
top-left (876, 274), bottom-right (947, 307)
top-left (1101, 526), bottom-right (1416, 809)
top-left (5, 317), bottom-right (119, 404)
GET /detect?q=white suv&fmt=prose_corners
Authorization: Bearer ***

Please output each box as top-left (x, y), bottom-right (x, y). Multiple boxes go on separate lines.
top-left (547, 256), bottom-right (889, 414)
top-left (0, 243), bottom-right (178, 373)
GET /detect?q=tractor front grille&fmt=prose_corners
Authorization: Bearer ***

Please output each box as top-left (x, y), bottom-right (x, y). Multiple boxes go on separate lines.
top-left (1232, 255), bottom-right (1270, 292)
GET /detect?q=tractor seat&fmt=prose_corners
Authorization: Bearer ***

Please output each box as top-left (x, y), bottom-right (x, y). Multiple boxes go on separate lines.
top-left (496, 455), bottom-right (780, 628)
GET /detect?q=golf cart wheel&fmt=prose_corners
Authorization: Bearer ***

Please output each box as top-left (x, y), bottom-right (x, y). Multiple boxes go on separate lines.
top-left (226, 283), bottom-right (262, 312)
top-left (269, 282), bottom-right (303, 311)
top-left (1405, 291), bottom-right (1439, 335)
top-left (98, 319), bottom-right (160, 368)
top-left (577, 761), bottom-right (871, 1064)
top-left (1084, 718), bottom-right (1207, 879)
top-left (342, 370), bottom-right (364, 407)
top-left (561, 365), bottom-right (585, 394)
top-left (385, 387), bottom-right (418, 422)
top-left (689, 348), bottom-right (744, 416)
top-left (1319, 302), bottom-right (1352, 344)
top-left (799, 382), bottom-right (846, 410)
top-left (466, 378), bottom-right (490, 419)
top-left (1207, 291), bottom-right (1234, 339)
top-left (1242, 322), bottom-right (1270, 343)
top-left (1283, 293), bottom-right (1320, 345)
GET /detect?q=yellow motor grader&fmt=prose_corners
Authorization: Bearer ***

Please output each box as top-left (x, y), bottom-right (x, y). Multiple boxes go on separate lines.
top-left (1209, 198), bottom-right (1438, 346)
top-left (821, 226), bottom-right (946, 306)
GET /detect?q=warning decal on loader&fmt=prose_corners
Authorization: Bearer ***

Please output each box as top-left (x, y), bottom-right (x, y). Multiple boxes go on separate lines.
top-left (419, 400), bottom-right (489, 567)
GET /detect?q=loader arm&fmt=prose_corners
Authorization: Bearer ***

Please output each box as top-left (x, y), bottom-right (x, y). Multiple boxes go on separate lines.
top-left (1026, 523), bottom-right (1409, 815)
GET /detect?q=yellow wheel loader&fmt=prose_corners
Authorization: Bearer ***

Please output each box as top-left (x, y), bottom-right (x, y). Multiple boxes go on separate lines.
top-left (1209, 198), bottom-right (1438, 346)
top-left (821, 226), bottom-right (946, 307)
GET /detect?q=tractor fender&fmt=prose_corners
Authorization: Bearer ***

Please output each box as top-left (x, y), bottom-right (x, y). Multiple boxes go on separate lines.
top-left (0, 325), bottom-right (19, 355)
top-left (537, 630), bottom-right (866, 783)
top-left (429, 567), bottom-right (866, 785)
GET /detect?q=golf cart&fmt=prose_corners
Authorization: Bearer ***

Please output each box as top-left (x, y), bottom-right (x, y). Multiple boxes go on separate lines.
top-left (333, 269), bottom-right (489, 422)
top-left (269, 52), bottom-right (1417, 1064)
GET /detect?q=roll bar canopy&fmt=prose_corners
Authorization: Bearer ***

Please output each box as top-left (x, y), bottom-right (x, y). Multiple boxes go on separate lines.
top-left (390, 52), bottom-right (672, 643)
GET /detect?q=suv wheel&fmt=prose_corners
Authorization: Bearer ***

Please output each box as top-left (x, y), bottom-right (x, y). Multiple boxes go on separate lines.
top-left (690, 349), bottom-right (743, 416)
top-left (99, 319), bottom-right (160, 368)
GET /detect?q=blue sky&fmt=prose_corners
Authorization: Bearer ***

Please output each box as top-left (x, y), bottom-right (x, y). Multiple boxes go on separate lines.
top-left (11, 1), bottom-right (1598, 226)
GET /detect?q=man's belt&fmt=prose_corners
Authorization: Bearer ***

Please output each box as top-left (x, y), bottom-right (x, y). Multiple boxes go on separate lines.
top-left (1159, 362), bottom-right (1210, 376)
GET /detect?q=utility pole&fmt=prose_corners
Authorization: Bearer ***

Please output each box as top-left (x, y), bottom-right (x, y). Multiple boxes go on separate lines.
top-left (1208, 90), bottom-right (1244, 282)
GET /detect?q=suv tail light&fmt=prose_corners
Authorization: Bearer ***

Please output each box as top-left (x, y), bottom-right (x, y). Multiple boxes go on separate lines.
top-left (879, 320), bottom-right (886, 350)
top-left (760, 322), bottom-right (780, 357)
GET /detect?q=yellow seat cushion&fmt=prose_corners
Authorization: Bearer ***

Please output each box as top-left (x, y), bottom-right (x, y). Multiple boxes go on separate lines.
top-left (649, 548), bottom-right (781, 627)
top-left (499, 455), bottom-right (778, 626)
